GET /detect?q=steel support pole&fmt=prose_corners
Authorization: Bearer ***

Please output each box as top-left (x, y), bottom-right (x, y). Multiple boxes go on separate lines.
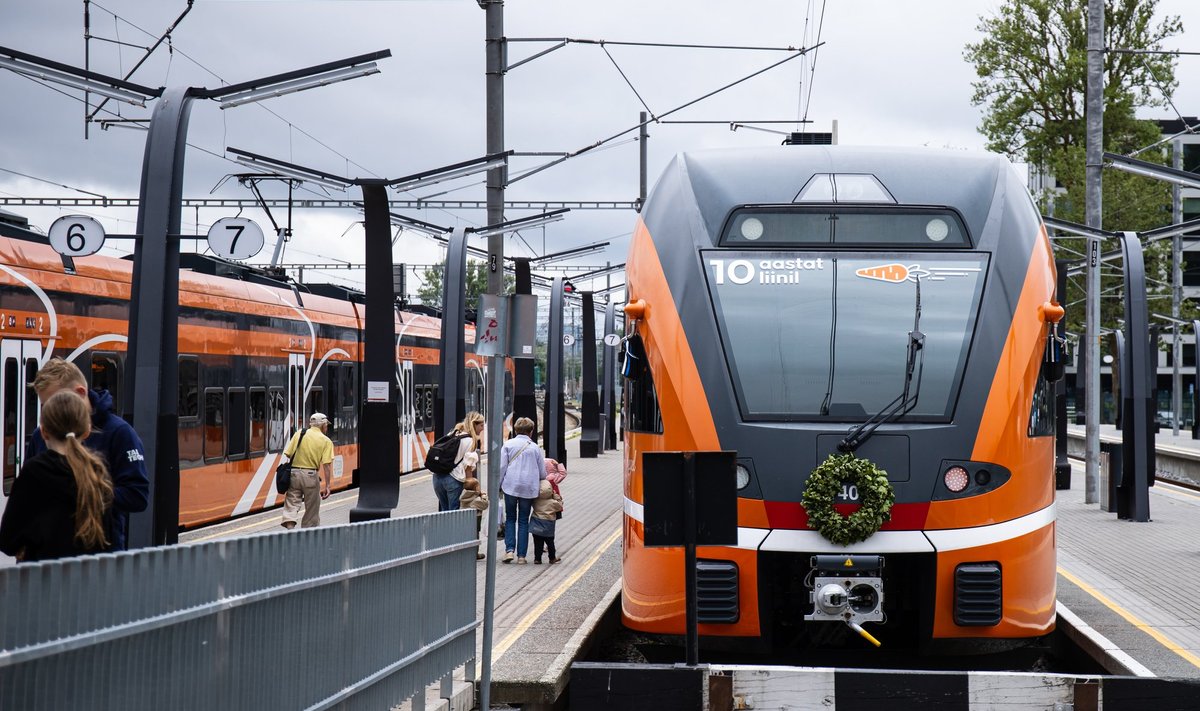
top-left (579, 293), bottom-right (600, 457)
top-left (350, 181), bottom-right (400, 522)
top-left (1083, 0), bottom-right (1104, 504)
top-left (126, 86), bottom-right (196, 548)
top-left (547, 276), bottom-right (567, 464)
top-left (512, 258), bottom-right (538, 441)
top-left (638, 111), bottom-right (649, 212)
top-left (437, 227), bottom-right (469, 436)
top-left (601, 301), bottom-right (617, 451)
top-left (1119, 231), bottom-right (1152, 521)
top-left (480, 2), bottom-right (505, 708)
top-left (1173, 140), bottom-right (1184, 435)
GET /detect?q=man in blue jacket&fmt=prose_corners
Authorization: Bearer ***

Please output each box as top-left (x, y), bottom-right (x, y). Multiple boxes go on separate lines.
top-left (26, 358), bottom-right (149, 551)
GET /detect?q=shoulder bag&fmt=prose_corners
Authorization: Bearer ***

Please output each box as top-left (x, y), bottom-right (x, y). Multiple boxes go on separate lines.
top-left (275, 427), bottom-right (309, 495)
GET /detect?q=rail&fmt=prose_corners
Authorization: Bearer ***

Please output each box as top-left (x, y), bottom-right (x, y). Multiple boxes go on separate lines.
top-left (0, 510), bottom-right (478, 710)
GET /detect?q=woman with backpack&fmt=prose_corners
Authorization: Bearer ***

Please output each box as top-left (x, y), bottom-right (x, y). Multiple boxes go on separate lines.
top-left (430, 411), bottom-right (484, 512)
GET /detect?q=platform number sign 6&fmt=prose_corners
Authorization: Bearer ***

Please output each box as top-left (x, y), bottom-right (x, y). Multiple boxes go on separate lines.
top-left (207, 217), bottom-right (265, 261)
top-left (48, 215), bottom-right (106, 257)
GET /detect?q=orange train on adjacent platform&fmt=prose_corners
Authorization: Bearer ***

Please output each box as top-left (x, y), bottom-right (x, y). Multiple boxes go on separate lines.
top-left (620, 146), bottom-right (1062, 651)
top-left (0, 236), bottom-right (505, 529)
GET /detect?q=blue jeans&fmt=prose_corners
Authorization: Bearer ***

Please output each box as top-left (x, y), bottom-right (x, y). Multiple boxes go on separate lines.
top-left (503, 494), bottom-right (534, 558)
top-left (433, 475), bottom-right (463, 512)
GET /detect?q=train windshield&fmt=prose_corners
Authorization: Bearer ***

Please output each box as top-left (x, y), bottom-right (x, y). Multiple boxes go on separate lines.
top-left (704, 252), bottom-right (988, 421)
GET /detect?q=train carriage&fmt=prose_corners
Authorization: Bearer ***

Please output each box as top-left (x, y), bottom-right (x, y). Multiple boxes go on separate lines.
top-left (0, 234), bottom-right (507, 531)
top-left (621, 146), bottom-right (1060, 650)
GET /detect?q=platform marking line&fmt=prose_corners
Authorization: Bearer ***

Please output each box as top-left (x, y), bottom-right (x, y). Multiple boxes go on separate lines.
top-left (189, 473), bottom-right (433, 542)
top-left (1154, 482), bottom-right (1200, 503)
top-left (490, 525), bottom-right (622, 665)
top-left (1058, 565), bottom-right (1200, 671)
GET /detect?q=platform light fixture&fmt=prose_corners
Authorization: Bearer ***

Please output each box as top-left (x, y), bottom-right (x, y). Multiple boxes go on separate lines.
top-left (1042, 216), bottom-right (1117, 241)
top-left (0, 48), bottom-right (159, 106)
top-left (218, 64), bottom-right (380, 108)
top-left (389, 152), bottom-right (513, 192)
top-left (472, 208), bottom-right (570, 239)
top-left (387, 212), bottom-right (451, 237)
top-left (1104, 151), bottom-right (1200, 190)
top-left (227, 147), bottom-right (353, 191)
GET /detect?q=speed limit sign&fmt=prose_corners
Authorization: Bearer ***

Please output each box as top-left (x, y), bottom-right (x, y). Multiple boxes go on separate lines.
top-left (48, 215), bottom-right (106, 257)
top-left (207, 217), bottom-right (265, 261)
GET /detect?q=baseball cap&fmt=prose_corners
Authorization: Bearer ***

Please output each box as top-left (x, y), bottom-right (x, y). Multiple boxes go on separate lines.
top-left (309, 412), bottom-right (329, 425)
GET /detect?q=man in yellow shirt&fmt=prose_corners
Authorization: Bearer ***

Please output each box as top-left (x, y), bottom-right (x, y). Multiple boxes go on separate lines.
top-left (280, 413), bottom-right (334, 529)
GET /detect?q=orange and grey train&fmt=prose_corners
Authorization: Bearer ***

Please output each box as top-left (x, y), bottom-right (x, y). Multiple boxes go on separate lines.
top-left (620, 146), bottom-right (1062, 651)
top-left (0, 234), bottom-right (506, 532)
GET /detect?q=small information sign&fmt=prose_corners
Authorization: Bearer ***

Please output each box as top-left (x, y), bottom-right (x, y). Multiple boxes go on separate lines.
top-left (563, 333), bottom-right (576, 347)
top-left (603, 333), bottom-right (621, 347)
top-left (366, 380), bottom-right (389, 402)
top-left (48, 215), bottom-right (105, 257)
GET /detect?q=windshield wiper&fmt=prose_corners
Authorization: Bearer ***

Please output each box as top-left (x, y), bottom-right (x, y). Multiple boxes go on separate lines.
top-left (819, 259), bottom-right (839, 415)
top-left (838, 278), bottom-right (925, 453)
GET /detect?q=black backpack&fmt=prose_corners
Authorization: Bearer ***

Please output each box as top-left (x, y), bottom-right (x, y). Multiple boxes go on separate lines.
top-left (425, 432), bottom-right (467, 475)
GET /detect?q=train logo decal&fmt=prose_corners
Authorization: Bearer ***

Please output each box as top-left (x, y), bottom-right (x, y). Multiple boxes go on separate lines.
top-left (856, 263), bottom-right (982, 283)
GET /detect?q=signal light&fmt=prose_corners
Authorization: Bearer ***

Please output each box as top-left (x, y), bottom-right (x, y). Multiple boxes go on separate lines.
top-left (563, 280), bottom-right (575, 294)
top-left (944, 466), bottom-right (970, 493)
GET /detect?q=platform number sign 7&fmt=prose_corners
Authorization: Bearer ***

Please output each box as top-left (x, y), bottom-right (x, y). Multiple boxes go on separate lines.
top-left (48, 215), bottom-right (106, 257)
top-left (207, 217), bottom-right (265, 261)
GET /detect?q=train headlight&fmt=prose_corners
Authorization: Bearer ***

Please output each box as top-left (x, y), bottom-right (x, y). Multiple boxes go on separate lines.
top-left (739, 217), bottom-right (764, 241)
top-left (735, 463), bottom-right (752, 490)
top-left (943, 465), bottom-right (970, 493)
top-left (925, 218), bottom-right (950, 242)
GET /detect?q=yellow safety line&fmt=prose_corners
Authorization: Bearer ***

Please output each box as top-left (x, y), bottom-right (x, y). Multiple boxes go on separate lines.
top-left (1156, 482), bottom-right (1200, 502)
top-left (1058, 565), bottom-right (1200, 670)
top-left (491, 526), bottom-right (622, 664)
top-left (189, 473), bottom-right (433, 542)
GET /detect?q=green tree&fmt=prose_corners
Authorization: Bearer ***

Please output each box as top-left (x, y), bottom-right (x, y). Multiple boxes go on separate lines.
top-left (964, 0), bottom-right (1188, 335)
top-left (417, 259), bottom-right (514, 311)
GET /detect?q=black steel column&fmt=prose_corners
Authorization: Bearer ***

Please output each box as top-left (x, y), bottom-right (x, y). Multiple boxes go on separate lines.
top-left (579, 293), bottom-right (600, 458)
top-left (546, 276), bottom-right (566, 463)
top-left (350, 181), bottom-right (400, 522)
top-left (127, 86), bottom-right (197, 548)
top-left (1118, 231), bottom-right (1152, 521)
top-left (601, 302), bottom-right (617, 450)
top-left (1075, 333), bottom-right (1087, 425)
top-left (1112, 330), bottom-right (1125, 430)
top-left (1054, 259), bottom-right (1070, 489)
top-left (512, 258), bottom-right (538, 441)
top-left (436, 227), bottom-right (469, 435)
top-left (1193, 319), bottom-right (1200, 439)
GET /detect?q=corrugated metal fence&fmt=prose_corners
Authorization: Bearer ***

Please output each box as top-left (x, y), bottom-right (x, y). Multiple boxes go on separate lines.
top-left (0, 510), bottom-right (478, 710)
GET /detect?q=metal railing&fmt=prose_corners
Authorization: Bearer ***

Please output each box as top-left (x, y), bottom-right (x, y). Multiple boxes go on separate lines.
top-left (0, 510), bottom-right (478, 710)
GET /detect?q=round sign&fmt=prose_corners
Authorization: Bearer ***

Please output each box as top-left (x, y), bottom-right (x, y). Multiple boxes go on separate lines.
top-left (207, 217), bottom-right (265, 261)
top-left (563, 334), bottom-right (576, 347)
top-left (603, 333), bottom-right (621, 347)
top-left (48, 215), bottom-right (105, 257)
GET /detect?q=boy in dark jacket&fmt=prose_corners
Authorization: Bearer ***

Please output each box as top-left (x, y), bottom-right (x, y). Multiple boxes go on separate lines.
top-left (25, 358), bottom-right (148, 551)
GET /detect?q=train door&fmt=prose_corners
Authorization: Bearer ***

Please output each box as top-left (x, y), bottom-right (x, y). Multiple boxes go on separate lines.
top-left (399, 361), bottom-right (414, 471)
top-left (287, 354), bottom-right (306, 435)
top-left (1, 340), bottom-right (41, 526)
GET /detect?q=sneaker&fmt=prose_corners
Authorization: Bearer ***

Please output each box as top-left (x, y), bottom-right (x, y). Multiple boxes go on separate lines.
top-left (550, 557), bottom-right (561, 564)
top-left (534, 558), bottom-right (542, 565)
top-left (503, 551), bottom-right (514, 563)
top-left (516, 557), bottom-right (527, 565)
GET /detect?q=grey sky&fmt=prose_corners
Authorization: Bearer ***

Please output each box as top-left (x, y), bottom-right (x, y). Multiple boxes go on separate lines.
top-left (1, 0), bottom-right (1197, 296)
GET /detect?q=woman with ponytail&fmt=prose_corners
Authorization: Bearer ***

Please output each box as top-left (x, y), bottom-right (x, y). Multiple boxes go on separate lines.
top-left (0, 391), bottom-right (113, 561)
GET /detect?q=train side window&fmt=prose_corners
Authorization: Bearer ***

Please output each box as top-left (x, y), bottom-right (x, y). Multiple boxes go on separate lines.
top-left (203, 388), bottom-right (225, 463)
top-left (2, 359), bottom-right (17, 495)
top-left (178, 356), bottom-right (200, 420)
top-left (268, 387), bottom-right (286, 452)
top-left (227, 388), bottom-right (247, 459)
top-left (90, 353), bottom-right (121, 414)
top-left (622, 335), bottom-right (663, 434)
top-left (413, 386), bottom-right (425, 432)
top-left (307, 387), bottom-right (325, 421)
top-left (249, 387), bottom-right (266, 455)
top-left (426, 385), bottom-right (437, 432)
top-left (23, 358), bottom-right (37, 461)
top-left (326, 366), bottom-right (341, 444)
top-left (341, 364), bottom-right (355, 408)
top-left (1028, 364), bottom-right (1055, 438)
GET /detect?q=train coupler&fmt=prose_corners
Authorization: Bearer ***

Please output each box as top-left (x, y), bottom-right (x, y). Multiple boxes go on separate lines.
top-left (804, 554), bottom-right (886, 646)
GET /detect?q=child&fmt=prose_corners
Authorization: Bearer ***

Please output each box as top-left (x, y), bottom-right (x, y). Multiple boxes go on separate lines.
top-left (459, 476), bottom-right (489, 560)
top-left (530, 479), bottom-right (563, 564)
top-left (0, 391), bottom-right (113, 562)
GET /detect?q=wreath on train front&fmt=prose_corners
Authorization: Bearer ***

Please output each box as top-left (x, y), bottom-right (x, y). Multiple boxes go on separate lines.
top-left (803, 454), bottom-right (896, 546)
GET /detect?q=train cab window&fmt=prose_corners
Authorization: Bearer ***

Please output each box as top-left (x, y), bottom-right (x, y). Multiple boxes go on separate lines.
top-left (268, 387), bottom-right (286, 452)
top-left (226, 388), bottom-right (247, 460)
top-left (622, 335), bottom-right (663, 434)
top-left (178, 357), bottom-right (199, 420)
top-left (90, 353), bottom-right (121, 414)
top-left (1028, 364), bottom-right (1055, 437)
top-left (203, 388), bottom-right (225, 463)
top-left (721, 207), bottom-right (970, 248)
top-left (249, 387), bottom-right (266, 455)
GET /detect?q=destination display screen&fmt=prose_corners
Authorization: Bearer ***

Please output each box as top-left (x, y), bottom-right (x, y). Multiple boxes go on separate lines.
top-left (704, 251), bottom-right (989, 421)
top-left (721, 208), bottom-right (970, 247)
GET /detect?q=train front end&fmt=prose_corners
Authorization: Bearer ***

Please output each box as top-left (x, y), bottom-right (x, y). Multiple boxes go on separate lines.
top-left (620, 146), bottom-right (1059, 650)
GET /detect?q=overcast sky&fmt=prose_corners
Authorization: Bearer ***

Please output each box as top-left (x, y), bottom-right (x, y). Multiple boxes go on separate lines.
top-left (2, 0), bottom-right (1197, 296)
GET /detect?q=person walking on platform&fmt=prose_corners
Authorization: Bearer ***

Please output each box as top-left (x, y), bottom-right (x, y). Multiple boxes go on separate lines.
top-left (25, 358), bottom-right (147, 551)
top-left (1, 391), bottom-right (114, 562)
top-left (279, 413), bottom-right (333, 529)
top-left (530, 478), bottom-right (563, 564)
top-left (498, 417), bottom-right (546, 564)
top-left (433, 411), bottom-right (484, 512)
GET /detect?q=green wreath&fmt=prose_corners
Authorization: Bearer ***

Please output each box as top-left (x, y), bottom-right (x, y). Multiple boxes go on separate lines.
top-left (802, 453), bottom-right (896, 546)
